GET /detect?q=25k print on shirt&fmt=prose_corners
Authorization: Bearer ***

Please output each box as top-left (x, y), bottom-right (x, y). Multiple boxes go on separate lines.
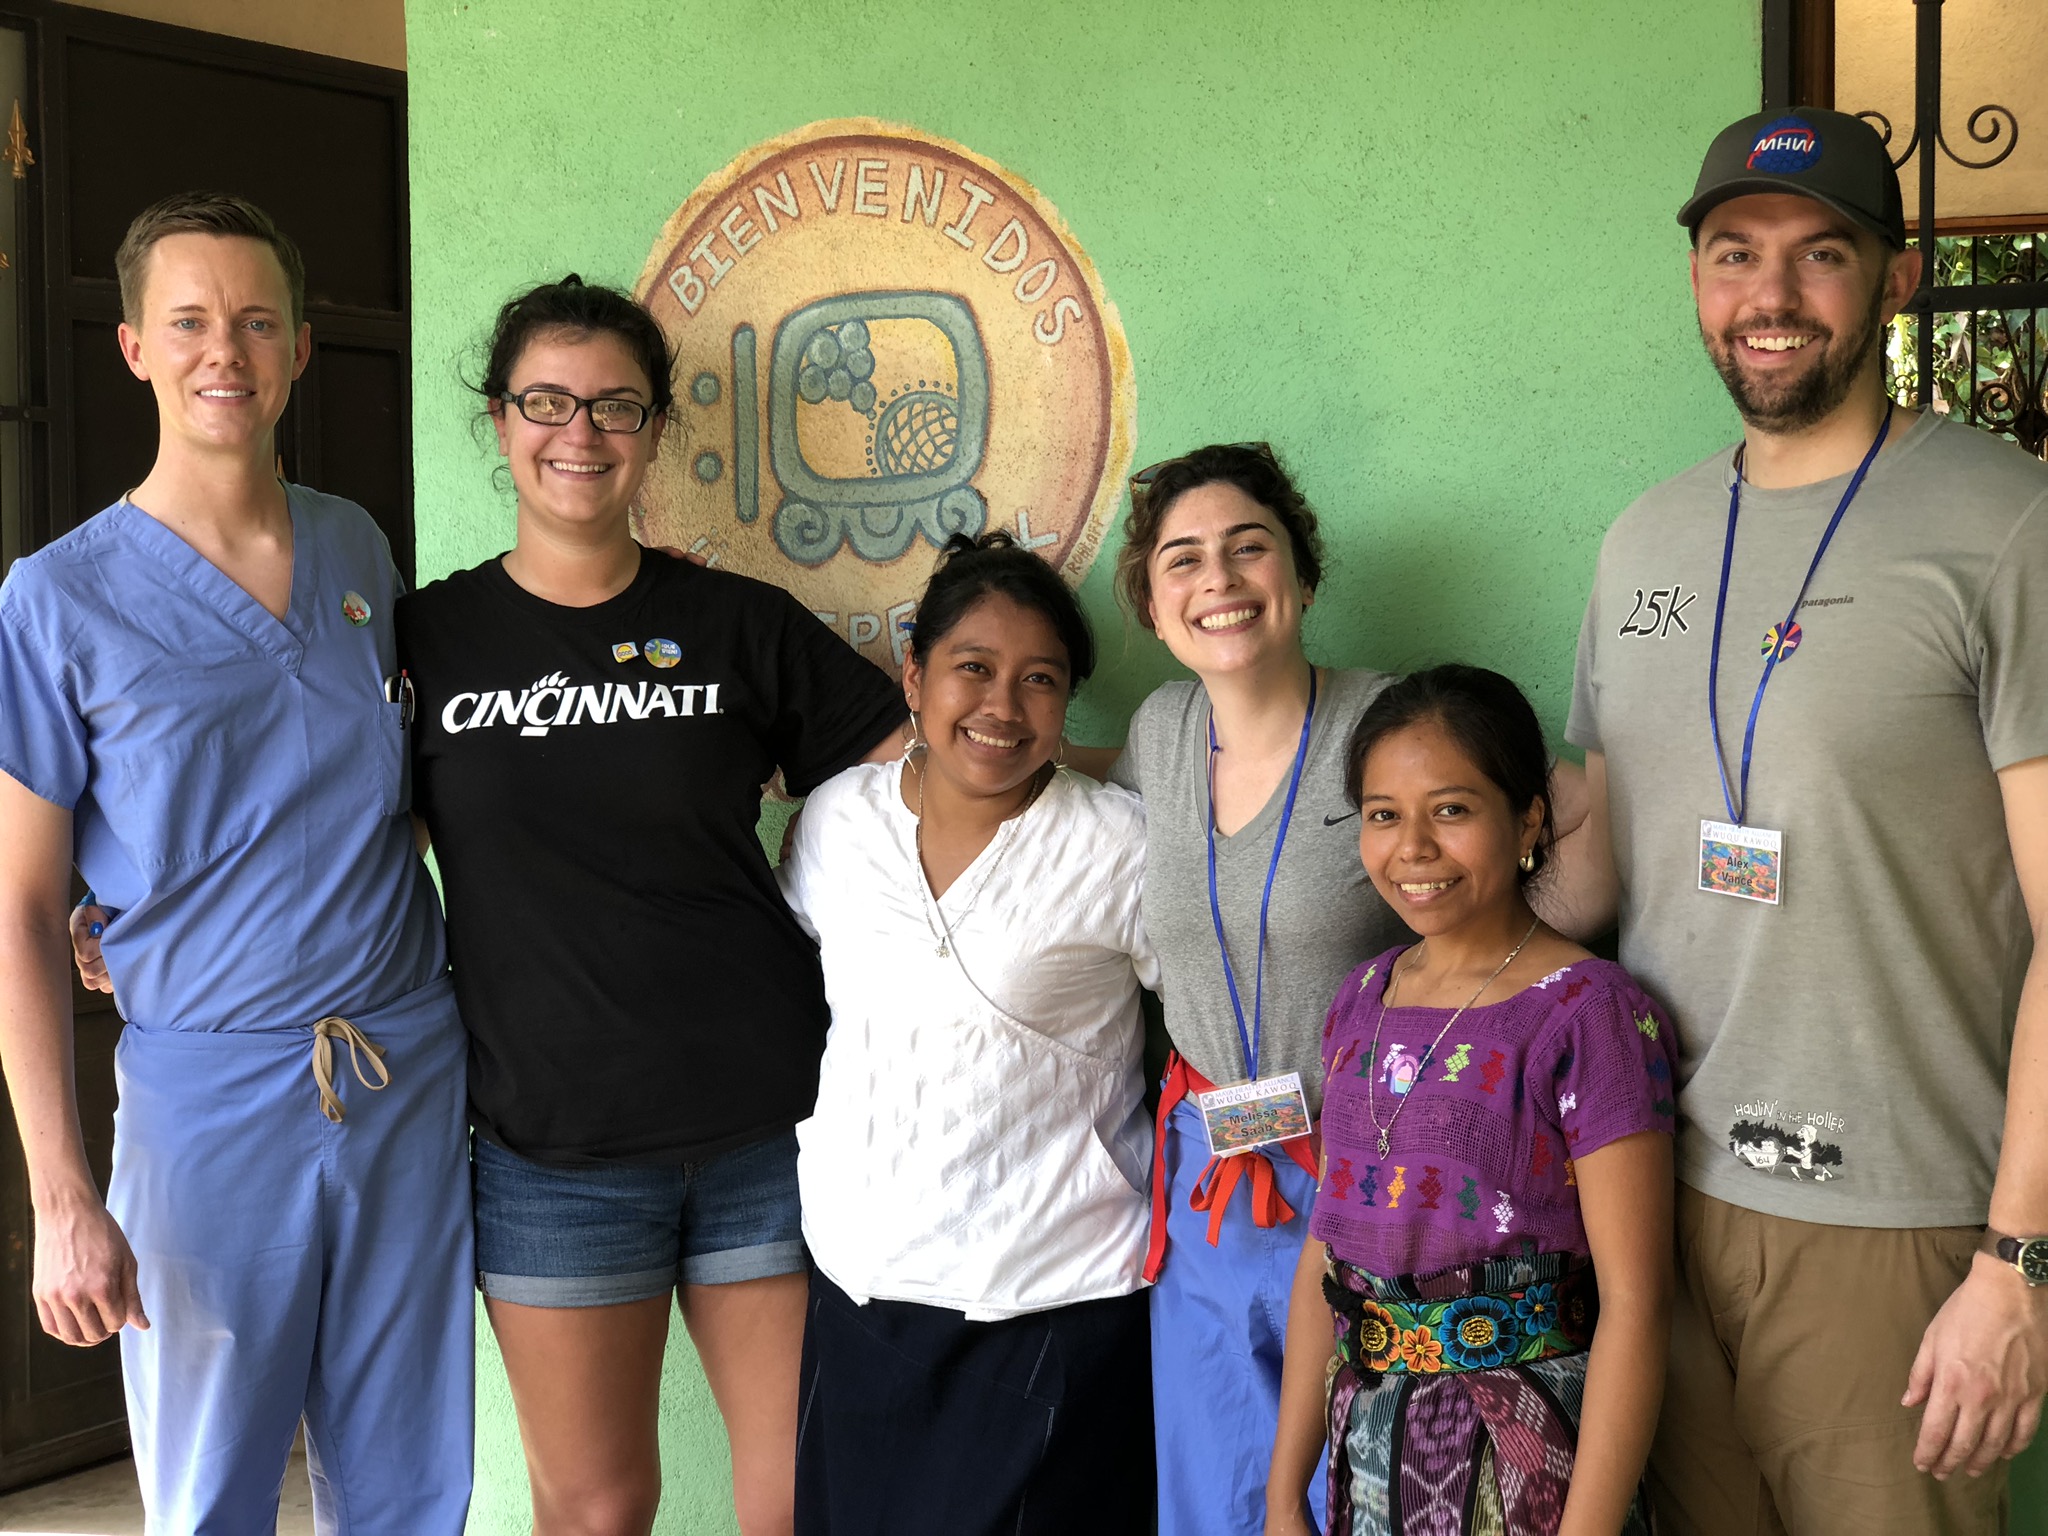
top-left (400, 549), bottom-right (904, 1166)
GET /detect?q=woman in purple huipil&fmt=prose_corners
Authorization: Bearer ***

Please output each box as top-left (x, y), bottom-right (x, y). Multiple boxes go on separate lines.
top-left (1266, 666), bottom-right (1675, 1536)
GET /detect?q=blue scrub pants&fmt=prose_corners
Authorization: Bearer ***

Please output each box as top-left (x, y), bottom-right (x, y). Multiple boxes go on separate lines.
top-left (110, 976), bottom-right (473, 1535)
top-left (1151, 1099), bottom-right (1328, 1536)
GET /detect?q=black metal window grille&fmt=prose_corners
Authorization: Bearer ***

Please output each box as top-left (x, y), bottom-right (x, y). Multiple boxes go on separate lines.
top-left (1886, 232), bottom-right (2047, 457)
top-left (1829, 0), bottom-right (2047, 458)
top-left (1769, 1), bottom-right (2039, 456)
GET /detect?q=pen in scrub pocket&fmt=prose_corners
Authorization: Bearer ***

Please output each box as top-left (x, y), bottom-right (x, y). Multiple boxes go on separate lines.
top-left (383, 670), bottom-right (416, 728)
top-left (83, 887), bottom-right (103, 938)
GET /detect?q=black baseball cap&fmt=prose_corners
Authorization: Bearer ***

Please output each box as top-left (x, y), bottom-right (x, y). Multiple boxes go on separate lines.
top-left (1678, 108), bottom-right (1906, 249)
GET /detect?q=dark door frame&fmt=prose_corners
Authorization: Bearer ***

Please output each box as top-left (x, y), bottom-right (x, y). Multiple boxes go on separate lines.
top-left (1763, 0), bottom-right (1835, 112)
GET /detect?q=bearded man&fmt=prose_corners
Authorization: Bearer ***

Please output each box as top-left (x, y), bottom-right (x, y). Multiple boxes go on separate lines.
top-left (1557, 108), bottom-right (2048, 1535)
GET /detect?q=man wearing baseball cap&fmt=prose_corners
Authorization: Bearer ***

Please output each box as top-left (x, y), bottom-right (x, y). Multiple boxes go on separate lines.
top-left (1558, 107), bottom-right (2048, 1533)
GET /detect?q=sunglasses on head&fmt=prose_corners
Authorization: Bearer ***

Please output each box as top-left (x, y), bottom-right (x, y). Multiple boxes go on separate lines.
top-left (1129, 440), bottom-right (1276, 491)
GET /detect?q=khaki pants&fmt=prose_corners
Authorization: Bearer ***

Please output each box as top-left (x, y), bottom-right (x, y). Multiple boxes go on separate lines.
top-left (1650, 1185), bottom-right (2008, 1536)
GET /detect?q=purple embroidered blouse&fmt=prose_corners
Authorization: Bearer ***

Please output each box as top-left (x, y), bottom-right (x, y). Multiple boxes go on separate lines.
top-left (1310, 949), bottom-right (1677, 1279)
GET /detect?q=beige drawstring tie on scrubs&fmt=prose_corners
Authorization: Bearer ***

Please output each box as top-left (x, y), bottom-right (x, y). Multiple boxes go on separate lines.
top-left (312, 1016), bottom-right (391, 1123)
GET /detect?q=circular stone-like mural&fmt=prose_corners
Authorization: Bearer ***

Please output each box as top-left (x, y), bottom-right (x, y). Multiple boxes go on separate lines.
top-left (634, 118), bottom-right (1135, 672)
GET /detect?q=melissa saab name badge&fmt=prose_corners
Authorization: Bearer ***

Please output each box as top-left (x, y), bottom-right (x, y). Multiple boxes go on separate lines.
top-left (1699, 820), bottom-right (1782, 905)
top-left (1196, 1072), bottom-right (1312, 1158)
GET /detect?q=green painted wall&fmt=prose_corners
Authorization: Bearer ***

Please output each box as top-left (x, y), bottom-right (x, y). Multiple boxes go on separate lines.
top-left (404, 1), bottom-right (2048, 1529)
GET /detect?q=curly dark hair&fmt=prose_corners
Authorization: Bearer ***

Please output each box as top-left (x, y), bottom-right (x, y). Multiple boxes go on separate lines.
top-left (472, 274), bottom-right (677, 418)
top-left (1113, 442), bottom-right (1325, 631)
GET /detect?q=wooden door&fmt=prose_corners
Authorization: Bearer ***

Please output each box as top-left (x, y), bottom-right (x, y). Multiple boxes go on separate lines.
top-left (0, 904), bottom-right (125, 1487)
top-left (37, 2), bottom-right (412, 568)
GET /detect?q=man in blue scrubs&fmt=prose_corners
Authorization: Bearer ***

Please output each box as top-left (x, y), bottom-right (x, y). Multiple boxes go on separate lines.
top-left (0, 193), bottom-right (471, 1532)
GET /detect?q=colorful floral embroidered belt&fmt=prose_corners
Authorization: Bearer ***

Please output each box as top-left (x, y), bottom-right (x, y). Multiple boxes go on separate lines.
top-left (1324, 1252), bottom-right (1597, 1377)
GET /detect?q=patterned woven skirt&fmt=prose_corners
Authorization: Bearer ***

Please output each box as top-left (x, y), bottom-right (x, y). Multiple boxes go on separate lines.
top-left (1323, 1249), bottom-right (1652, 1536)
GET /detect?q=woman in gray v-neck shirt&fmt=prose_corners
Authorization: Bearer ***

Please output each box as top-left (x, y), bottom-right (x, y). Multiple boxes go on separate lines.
top-left (1112, 665), bottom-right (1402, 1115)
top-left (1106, 443), bottom-right (1403, 1536)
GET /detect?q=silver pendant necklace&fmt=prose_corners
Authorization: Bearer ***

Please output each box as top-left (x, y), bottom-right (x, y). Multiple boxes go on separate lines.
top-left (1365, 916), bottom-right (1541, 1158)
top-left (910, 756), bottom-right (1048, 958)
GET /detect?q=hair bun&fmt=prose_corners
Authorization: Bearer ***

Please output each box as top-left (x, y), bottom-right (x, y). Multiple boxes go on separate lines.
top-left (910, 526), bottom-right (1098, 690)
top-left (937, 529), bottom-right (1021, 563)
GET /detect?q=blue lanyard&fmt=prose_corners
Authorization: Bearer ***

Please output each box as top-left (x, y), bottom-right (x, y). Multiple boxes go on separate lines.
top-left (1708, 412), bottom-right (1890, 826)
top-left (1205, 667), bottom-right (1318, 1080)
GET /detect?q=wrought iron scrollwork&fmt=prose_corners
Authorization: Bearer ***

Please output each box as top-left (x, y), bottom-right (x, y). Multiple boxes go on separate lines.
top-left (1968, 302), bottom-right (2048, 457)
top-left (1944, 103), bottom-right (2019, 170)
top-left (1978, 378), bottom-right (2048, 457)
top-left (1850, 0), bottom-right (2044, 460)
top-left (1892, 240), bottom-right (2048, 463)
top-left (1854, 103), bottom-right (2019, 173)
top-left (1855, 109), bottom-right (1913, 168)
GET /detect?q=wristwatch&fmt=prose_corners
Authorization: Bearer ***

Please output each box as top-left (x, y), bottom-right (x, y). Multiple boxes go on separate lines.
top-left (1981, 1228), bottom-right (2048, 1286)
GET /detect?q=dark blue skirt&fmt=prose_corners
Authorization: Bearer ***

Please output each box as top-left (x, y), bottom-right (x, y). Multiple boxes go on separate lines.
top-left (794, 1269), bottom-right (1153, 1536)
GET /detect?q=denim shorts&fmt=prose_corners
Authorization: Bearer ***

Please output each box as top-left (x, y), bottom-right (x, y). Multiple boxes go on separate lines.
top-left (472, 1129), bottom-right (806, 1307)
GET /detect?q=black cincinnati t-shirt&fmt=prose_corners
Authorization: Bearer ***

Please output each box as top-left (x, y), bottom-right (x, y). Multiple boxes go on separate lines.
top-left (398, 549), bottom-right (905, 1164)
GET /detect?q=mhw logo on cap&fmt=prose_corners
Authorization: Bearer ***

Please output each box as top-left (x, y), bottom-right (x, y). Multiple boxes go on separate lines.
top-left (1747, 118), bottom-right (1821, 174)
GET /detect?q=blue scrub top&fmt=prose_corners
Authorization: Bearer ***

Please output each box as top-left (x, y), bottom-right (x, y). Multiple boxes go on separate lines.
top-left (0, 488), bottom-right (445, 1032)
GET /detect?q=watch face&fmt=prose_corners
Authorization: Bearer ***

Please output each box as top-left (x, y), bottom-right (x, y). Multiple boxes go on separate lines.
top-left (2022, 1239), bottom-right (2048, 1286)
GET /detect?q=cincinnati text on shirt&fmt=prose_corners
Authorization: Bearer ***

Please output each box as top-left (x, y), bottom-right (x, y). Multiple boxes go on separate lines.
top-left (439, 674), bottom-right (726, 738)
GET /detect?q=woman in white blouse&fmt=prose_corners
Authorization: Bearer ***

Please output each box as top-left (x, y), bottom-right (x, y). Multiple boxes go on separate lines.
top-left (779, 530), bottom-right (1159, 1536)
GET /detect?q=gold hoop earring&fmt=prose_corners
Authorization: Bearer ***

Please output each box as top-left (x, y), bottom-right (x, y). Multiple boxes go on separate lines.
top-left (1054, 735), bottom-right (1069, 771)
top-left (900, 712), bottom-right (923, 764)
top-left (1519, 850), bottom-right (1537, 874)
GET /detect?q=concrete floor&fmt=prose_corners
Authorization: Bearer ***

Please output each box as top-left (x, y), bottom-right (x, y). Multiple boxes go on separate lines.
top-left (0, 1449), bottom-right (314, 1534)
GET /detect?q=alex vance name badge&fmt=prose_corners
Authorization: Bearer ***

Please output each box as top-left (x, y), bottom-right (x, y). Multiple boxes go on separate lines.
top-left (1699, 820), bottom-right (1782, 906)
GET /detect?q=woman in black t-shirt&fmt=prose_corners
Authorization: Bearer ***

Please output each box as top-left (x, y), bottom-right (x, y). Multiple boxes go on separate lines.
top-left (402, 278), bottom-right (904, 1534)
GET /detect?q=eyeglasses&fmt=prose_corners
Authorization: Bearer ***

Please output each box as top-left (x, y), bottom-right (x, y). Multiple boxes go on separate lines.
top-left (1129, 440), bottom-right (1275, 490)
top-left (498, 388), bottom-right (652, 434)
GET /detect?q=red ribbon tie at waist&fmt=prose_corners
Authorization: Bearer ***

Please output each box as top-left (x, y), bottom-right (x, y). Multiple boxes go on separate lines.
top-left (1143, 1050), bottom-right (1318, 1283)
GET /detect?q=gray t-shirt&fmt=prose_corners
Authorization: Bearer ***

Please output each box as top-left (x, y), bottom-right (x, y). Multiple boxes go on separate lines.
top-left (1569, 412), bottom-right (2048, 1228)
top-left (1111, 668), bottom-right (1406, 1112)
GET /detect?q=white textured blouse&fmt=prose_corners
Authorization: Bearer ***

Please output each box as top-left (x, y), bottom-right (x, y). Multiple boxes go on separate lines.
top-left (779, 761), bottom-right (1159, 1321)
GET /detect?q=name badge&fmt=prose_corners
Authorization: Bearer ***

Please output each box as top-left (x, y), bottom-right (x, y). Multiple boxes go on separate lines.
top-left (1196, 1071), bottom-right (1312, 1158)
top-left (1699, 819), bottom-right (1782, 905)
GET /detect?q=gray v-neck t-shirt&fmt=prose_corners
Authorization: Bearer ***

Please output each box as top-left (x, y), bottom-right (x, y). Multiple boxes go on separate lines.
top-left (1111, 668), bottom-right (1406, 1113)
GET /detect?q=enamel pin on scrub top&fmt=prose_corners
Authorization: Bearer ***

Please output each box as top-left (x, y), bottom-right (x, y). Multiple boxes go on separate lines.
top-left (341, 592), bottom-right (372, 627)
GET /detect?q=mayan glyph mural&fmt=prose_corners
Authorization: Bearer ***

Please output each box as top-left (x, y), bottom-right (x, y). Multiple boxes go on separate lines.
top-left (635, 119), bottom-right (1136, 671)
